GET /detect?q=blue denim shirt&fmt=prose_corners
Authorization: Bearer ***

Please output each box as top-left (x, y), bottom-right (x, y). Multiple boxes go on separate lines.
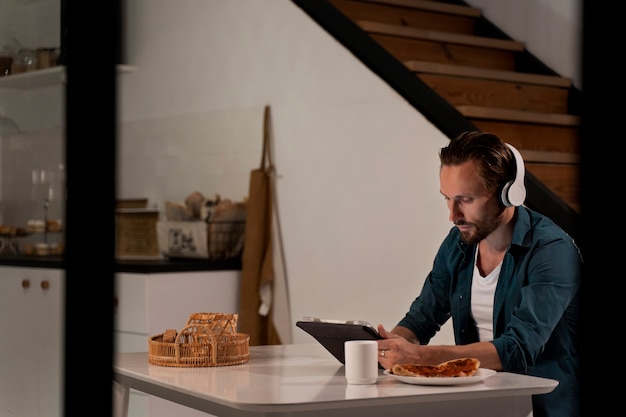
top-left (398, 206), bottom-right (582, 417)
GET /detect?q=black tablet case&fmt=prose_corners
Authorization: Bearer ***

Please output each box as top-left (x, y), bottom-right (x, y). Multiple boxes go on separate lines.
top-left (296, 320), bottom-right (382, 366)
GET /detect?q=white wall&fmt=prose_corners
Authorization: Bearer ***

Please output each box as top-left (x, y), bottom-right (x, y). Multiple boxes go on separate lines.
top-left (118, 0), bottom-right (454, 344)
top-left (465, 0), bottom-right (582, 89)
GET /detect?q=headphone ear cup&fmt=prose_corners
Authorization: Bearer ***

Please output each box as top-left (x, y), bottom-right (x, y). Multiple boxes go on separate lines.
top-left (502, 144), bottom-right (527, 207)
top-left (500, 181), bottom-right (513, 207)
top-left (504, 181), bottom-right (526, 207)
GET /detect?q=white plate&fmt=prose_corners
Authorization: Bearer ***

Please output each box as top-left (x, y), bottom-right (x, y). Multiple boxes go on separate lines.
top-left (383, 368), bottom-right (496, 386)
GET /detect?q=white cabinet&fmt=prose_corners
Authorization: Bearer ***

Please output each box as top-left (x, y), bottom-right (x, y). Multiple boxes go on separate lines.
top-left (0, 266), bottom-right (64, 417)
top-left (114, 270), bottom-right (240, 417)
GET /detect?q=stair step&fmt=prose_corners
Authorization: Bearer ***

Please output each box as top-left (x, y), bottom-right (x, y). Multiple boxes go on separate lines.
top-left (419, 73), bottom-right (570, 113)
top-left (404, 60), bottom-right (572, 87)
top-left (456, 105), bottom-right (580, 126)
top-left (329, 0), bottom-right (479, 35)
top-left (468, 120), bottom-right (579, 155)
top-left (359, 21), bottom-right (525, 51)
top-left (525, 163), bottom-right (580, 212)
top-left (520, 150), bottom-right (579, 164)
top-left (356, 0), bottom-right (481, 17)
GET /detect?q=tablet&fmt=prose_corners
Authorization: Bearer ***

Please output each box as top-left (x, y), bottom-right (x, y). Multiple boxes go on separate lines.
top-left (296, 316), bottom-right (382, 366)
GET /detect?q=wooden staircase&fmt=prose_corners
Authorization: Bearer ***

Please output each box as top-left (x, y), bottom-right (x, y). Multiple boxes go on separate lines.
top-left (326, 0), bottom-right (581, 214)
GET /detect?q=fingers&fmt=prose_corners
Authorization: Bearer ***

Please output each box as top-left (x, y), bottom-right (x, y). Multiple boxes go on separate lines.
top-left (378, 325), bottom-right (402, 340)
top-left (377, 350), bottom-right (394, 371)
top-left (378, 324), bottom-right (390, 338)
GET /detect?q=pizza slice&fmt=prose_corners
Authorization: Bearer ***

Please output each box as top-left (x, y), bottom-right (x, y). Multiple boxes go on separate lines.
top-left (391, 357), bottom-right (480, 378)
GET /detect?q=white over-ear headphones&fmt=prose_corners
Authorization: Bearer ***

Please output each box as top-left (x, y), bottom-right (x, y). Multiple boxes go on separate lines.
top-left (500, 143), bottom-right (526, 207)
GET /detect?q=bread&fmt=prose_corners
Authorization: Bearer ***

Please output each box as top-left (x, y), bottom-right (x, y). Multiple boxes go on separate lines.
top-left (46, 219), bottom-right (63, 232)
top-left (26, 220), bottom-right (45, 233)
top-left (165, 200), bottom-right (194, 221)
top-left (162, 329), bottom-right (177, 343)
top-left (391, 357), bottom-right (480, 378)
top-left (184, 191), bottom-right (205, 220)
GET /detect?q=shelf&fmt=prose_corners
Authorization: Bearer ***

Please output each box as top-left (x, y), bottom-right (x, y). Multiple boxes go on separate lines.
top-left (0, 67), bottom-right (62, 89)
top-left (0, 65), bottom-right (135, 89)
top-left (7, 0), bottom-right (48, 4)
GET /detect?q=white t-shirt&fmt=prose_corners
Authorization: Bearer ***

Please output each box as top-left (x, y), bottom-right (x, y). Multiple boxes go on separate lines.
top-left (471, 248), bottom-right (501, 342)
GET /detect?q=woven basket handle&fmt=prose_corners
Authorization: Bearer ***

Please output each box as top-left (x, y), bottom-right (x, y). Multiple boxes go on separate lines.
top-left (186, 312), bottom-right (239, 337)
top-left (174, 324), bottom-right (219, 365)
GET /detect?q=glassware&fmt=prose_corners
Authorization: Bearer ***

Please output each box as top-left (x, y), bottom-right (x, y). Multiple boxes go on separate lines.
top-left (11, 49), bottom-right (38, 74)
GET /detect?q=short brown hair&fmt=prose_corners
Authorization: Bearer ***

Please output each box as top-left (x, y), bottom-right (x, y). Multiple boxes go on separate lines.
top-left (439, 131), bottom-right (517, 197)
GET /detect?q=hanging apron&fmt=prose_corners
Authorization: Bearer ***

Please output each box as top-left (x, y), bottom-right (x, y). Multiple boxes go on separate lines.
top-left (238, 105), bottom-right (281, 345)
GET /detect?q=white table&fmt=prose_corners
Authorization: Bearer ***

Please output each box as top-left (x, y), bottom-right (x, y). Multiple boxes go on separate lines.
top-left (113, 343), bottom-right (558, 417)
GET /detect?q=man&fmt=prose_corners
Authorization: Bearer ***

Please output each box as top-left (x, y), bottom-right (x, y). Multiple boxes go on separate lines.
top-left (377, 131), bottom-right (581, 417)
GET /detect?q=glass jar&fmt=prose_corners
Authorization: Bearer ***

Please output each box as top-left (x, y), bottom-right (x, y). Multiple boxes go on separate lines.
top-left (36, 47), bottom-right (60, 69)
top-left (11, 49), bottom-right (38, 74)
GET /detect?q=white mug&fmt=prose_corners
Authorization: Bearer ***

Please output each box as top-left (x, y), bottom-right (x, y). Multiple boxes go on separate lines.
top-left (344, 340), bottom-right (378, 385)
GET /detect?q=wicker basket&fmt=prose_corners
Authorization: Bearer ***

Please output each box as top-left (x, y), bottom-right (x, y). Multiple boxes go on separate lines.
top-left (156, 220), bottom-right (245, 260)
top-left (148, 312), bottom-right (250, 367)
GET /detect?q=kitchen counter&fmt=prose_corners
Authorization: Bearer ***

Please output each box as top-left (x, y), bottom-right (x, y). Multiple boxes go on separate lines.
top-left (0, 254), bottom-right (241, 273)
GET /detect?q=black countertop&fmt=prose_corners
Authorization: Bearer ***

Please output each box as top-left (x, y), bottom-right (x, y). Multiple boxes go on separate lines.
top-left (0, 254), bottom-right (241, 273)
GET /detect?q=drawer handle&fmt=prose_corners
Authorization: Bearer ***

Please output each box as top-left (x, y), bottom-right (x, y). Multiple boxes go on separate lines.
top-left (41, 280), bottom-right (50, 290)
top-left (22, 279), bottom-right (30, 289)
